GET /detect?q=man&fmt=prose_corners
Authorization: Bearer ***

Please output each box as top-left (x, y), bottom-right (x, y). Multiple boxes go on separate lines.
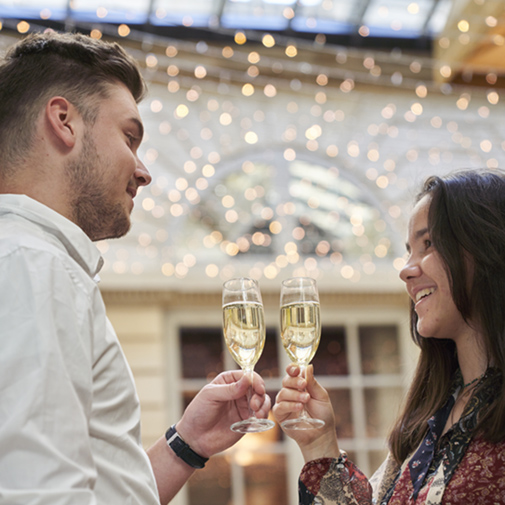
top-left (0, 31), bottom-right (271, 504)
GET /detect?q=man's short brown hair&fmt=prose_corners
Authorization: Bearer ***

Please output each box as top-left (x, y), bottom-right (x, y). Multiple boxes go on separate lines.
top-left (0, 31), bottom-right (146, 173)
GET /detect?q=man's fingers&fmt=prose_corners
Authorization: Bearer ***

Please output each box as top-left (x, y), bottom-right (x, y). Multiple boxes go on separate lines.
top-left (201, 376), bottom-right (249, 403)
top-left (251, 393), bottom-right (272, 418)
top-left (212, 370), bottom-right (267, 396)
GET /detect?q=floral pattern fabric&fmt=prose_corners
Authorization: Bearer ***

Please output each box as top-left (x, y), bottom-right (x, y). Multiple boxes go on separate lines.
top-left (299, 369), bottom-right (504, 505)
top-left (386, 437), bottom-right (505, 504)
top-left (299, 454), bottom-right (372, 505)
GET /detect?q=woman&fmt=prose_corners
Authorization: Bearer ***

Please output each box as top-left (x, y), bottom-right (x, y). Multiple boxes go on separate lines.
top-left (273, 170), bottom-right (505, 504)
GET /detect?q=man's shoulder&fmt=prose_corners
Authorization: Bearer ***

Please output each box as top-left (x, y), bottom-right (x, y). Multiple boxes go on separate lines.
top-left (0, 195), bottom-right (103, 279)
top-left (0, 214), bottom-right (68, 259)
top-left (0, 217), bottom-right (99, 296)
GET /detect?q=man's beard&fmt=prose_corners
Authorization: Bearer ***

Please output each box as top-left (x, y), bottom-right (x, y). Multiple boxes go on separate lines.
top-left (66, 131), bottom-right (131, 241)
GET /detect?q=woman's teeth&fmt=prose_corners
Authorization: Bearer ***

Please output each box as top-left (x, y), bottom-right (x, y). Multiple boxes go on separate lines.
top-left (415, 287), bottom-right (435, 302)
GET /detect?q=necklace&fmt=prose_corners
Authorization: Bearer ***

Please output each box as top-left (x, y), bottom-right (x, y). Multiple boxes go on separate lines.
top-left (462, 371), bottom-right (486, 390)
top-left (447, 371), bottom-right (487, 429)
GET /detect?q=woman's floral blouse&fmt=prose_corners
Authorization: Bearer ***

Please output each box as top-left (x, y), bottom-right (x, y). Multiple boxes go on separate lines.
top-left (299, 369), bottom-right (505, 505)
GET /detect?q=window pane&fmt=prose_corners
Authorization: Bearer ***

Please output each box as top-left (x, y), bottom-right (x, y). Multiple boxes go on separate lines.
top-left (182, 391), bottom-right (198, 411)
top-left (359, 325), bottom-right (400, 375)
top-left (328, 388), bottom-right (353, 438)
top-left (180, 327), bottom-right (224, 379)
top-left (188, 456), bottom-right (231, 505)
top-left (364, 387), bottom-right (403, 438)
top-left (369, 449), bottom-right (388, 476)
top-left (312, 326), bottom-right (348, 375)
top-left (245, 454), bottom-right (288, 505)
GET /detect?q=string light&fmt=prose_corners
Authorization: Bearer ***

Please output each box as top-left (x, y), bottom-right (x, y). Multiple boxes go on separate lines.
top-left (4, 17), bottom-right (497, 285)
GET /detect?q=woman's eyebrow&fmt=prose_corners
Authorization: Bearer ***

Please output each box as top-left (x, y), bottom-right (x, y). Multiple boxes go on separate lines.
top-left (405, 227), bottom-right (429, 252)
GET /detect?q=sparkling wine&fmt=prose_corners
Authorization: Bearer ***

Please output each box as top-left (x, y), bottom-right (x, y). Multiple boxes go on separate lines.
top-left (223, 302), bottom-right (265, 370)
top-left (280, 302), bottom-right (321, 365)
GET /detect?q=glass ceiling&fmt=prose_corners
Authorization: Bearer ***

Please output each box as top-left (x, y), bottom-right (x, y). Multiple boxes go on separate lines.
top-left (176, 156), bottom-right (396, 278)
top-left (0, 0), bottom-right (453, 41)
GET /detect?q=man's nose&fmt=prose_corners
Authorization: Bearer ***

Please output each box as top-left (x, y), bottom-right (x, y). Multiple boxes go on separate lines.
top-left (135, 159), bottom-right (152, 187)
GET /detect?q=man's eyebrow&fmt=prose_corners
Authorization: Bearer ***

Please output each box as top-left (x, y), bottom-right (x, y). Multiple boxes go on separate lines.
top-left (128, 117), bottom-right (144, 140)
top-left (405, 227), bottom-right (429, 251)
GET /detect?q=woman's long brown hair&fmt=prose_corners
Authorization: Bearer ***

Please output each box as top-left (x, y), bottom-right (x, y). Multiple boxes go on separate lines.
top-left (388, 170), bottom-right (505, 464)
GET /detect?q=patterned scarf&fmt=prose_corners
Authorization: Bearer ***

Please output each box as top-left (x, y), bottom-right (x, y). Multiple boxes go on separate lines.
top-left (380, 367), bottom-right (501, 504)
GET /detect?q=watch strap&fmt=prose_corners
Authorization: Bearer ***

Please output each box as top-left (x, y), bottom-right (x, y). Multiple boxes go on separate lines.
top-left (165, 425), bottom-right (209, 469)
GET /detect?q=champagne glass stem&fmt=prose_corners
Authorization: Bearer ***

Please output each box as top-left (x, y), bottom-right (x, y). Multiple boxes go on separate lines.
top-left (230, 365), bottom-right (274, 433)
top-left (297, 364), bottom-right (310, 421)
top-left (244, 368), bottom-right (256, 419)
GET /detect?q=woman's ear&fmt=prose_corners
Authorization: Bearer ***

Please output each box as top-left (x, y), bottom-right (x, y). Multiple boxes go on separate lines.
top-left (45, 96), bottom-right (80, 149)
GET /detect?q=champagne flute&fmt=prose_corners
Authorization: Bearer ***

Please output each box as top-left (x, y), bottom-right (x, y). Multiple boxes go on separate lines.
top-left (222, 277), bottom-right (275, 433)
top-left (280, 277), bottom-right (325, 430)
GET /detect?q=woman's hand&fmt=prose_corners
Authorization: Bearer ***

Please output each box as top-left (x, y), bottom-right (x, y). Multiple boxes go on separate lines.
top-left (273, 364), bottom-right (340, 462)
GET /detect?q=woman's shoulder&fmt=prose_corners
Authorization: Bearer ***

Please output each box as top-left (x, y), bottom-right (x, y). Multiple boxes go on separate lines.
top-left (442, 436), bottom-right (505, 502)
top-left (463, 435), bottom-right (505, 460)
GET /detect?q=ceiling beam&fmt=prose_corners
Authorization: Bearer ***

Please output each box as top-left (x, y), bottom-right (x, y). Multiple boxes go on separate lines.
top-left (353, 0), bottom-right (372, 33)
top-left (216, 0), bottom-right (228, 28)
top-left (146, 0), bottom-right (156, 24)
top-left (421, 0), bottom-right (442, 37)
top-left (287, 0), bottom-right (302, 31)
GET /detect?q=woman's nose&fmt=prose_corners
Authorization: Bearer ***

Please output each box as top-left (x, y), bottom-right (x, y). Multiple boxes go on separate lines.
top-left (399, 256), bottom-right (421, 283)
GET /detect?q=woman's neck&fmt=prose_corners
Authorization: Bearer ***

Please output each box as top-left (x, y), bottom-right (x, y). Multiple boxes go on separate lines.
top-left (454, 328), bottom-right (489, 385)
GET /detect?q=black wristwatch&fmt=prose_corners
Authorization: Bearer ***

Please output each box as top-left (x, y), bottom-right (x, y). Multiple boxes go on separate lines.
top-left (165, 425), bottom-right (209, 469)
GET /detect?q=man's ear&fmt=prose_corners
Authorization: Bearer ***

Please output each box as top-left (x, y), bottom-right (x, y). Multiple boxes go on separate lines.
top-left (45, 96), bottom-right (81, 149)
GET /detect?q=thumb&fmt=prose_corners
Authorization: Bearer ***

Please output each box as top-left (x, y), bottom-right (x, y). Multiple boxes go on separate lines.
top-left (205, 373), bottom-right (250, 402)
top-left (305, 365), bottom-right (328, 401)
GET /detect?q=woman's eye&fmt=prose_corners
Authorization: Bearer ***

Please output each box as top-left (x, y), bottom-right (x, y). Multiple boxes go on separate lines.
top-left (424, 239), bottom-right (432, 249)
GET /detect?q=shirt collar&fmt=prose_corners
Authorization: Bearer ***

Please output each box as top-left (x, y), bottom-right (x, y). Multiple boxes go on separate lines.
top-left (0, 194), bottom-right (104, 278)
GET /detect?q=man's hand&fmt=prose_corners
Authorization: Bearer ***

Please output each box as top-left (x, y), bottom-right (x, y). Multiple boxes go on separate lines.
top-left (176, 370), bottom-right (272, 458)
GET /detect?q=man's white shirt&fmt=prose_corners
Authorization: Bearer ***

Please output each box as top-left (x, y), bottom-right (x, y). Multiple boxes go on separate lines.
top-left (0, 194), bottom-right (159, 504)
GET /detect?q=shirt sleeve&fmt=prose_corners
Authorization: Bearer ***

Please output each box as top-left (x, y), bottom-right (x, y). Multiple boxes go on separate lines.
top-left (299, 454), bottom-right (373, 505)
top-left (0, 245), bottom-right (98, 504)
